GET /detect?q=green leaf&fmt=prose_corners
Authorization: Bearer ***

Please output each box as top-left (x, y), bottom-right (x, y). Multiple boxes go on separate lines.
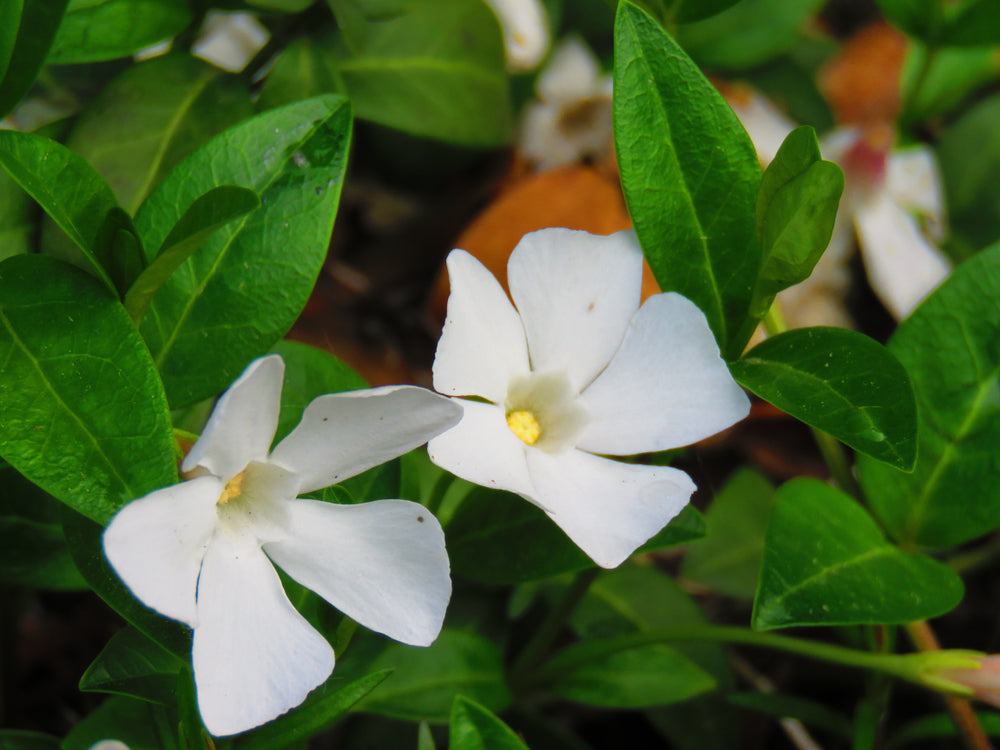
top-left (681, 469), bottom-right (775, 599)
top-left (887, 712), bottom-right (1000, 749)
top-left (0, 731), bottom-right (60, 750)
top-left (248, 0), bottom-right (314, 10)
top-left (0, 130), bottom-right (142, 295)
top-left (334, 629), bottom-right (511, 723)
top-left (0, 161), bottom-right (33, 261)
top-left (752, 479), bottom-right (964, 630)
top-left (418, 721), bottom-right (437, 750)
top-left (64, 53), bottom-right (254, 214)
top-left (0, 516), bottom-right (85, 589)
top-left (857, 243), bottom-right (1000, 548)
top-left (235, 670), bottom-right (393, 750)
top-left (901, 44), bottom-right (1000, 129)
top-left (614, 1), bottom-right (761, 357)
top-left (61, 505), bottom-right (191, 657)
top-left (47, 0), bottom-right (191, 64)
top-left (80, 626), bottom-right (185, 705)
top-left (532, 635), bottom-right (715, 708)
top-left (0, 0), bottom-right (70, 119)
top-left (875, 0), bottom-right (941, 41)
top-left (124, 185), bottom-right (260, 321)
top-left (256, 35), bottom-right (345, 113)
top-left (0, 255), bottom-right (176, 524)
top-left (135, 95), bottom-right (351, 408)
top-left (732, 327), bottom-right (917, 470)
top-left (446, 487), bottom-right (704, 584)
top-left (727, 692), bottom-right (852, 738)
top-left (321, 0), bottom-right (512, 146)
top-left (449, 696), bottom-right (527, 750)
top-left (678, 0), bottom-right (827, 70)
top-left (941, 0), bottom-right (1000, 46)
top-left (675, 0), bottom-right (741, 23)
top-left (62, 695), bottom-right (180, 750)
top-left (752, 126), bottom-right (843, 315)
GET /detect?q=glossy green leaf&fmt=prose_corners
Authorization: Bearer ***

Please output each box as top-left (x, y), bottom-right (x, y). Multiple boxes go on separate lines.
top-left (80, 626), bottom-right (185, 704)
top-left (752, 126), bottom-right (843, 315)
top-left (857, 243), bottom-right (1000, 548)
top-left (875, 0), bottom-right (941, 40)
top-left (334, 629), bottom-right (511, 723)
top-left (937, 93), bottom-right (1000, 258)
top-left (125, 185), bottom-right (260, 321)
top-left (47, 0), bottom-right (191, 64)
top-left (235, 670), bottom-right (393, 750)
top-left (0, 130), bottom-right (142, 294)
top-left (532, 635), bottom-right (715, 708)
top-left (681, 469), bottom-right (775, 599)
top-left (678, 0), bottom-right (827, 70)
top-left (614, 1), bottom-right (761, 357)
top-left (62, 506), bottom-right (191, 657)
top-left (322, 0), bottom-right (511, 146)
top-left (0, 516), bottom-right (85, 589)
top-left (64, 53), bottom-right (253, 214)
top-left (0, 255), bottom-right (176, 524)
top-left (941, 0), bottom-right (1000, 46)
top-left (752, 479), bottom-right (964, 630)
top-left (135, 95), bottom-right (351, 408)
top-left (0, 732), bottom-right (60, 750)
top-left (732, 327), bottom-right (917, 470)
top-left (0, 0), bottom-right (70, 118)
top-left (446, 488), bottom-right (704, 584)
top-left (0, 164), bottom-right (32, 261)
top-left (449, 696), bottom-right (527, 750)
top-left (62, 695), bottom-right (180, 750)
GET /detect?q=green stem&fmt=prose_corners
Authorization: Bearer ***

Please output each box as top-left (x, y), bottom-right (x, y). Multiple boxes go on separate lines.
top-left (510, 568), bottom-right (600, 681)
top-left (761, 302), bottom-right (859, 497)
top-left (853, 627), bottom-right (895, 750)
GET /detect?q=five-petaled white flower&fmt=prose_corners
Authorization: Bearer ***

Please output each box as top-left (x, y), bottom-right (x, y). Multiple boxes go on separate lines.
top-left (427, 228), bottom-right (750, 568)
top-left (520, 36), bottom-right (614, 170)
top-left (103, 355), bottom-right (461, 737)
top-left (484, 0), bottom-right (550, 71)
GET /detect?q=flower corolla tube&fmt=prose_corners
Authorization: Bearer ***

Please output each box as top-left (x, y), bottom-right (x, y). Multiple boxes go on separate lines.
top-left (103, 355), bottom-right (461, 737)
top-left (428, 228), bottom-right (750, 568)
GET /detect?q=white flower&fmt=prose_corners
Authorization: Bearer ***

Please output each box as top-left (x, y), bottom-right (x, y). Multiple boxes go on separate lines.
top-left (103, 355), bottom-right (461, 737)
top-left (519, 36), bottom-right (614, 170)
top-left (427, 229), bottom-right (750, 568)
top-left (484, 0), bottom-right (550, 71)
top-left (192, 11), bottom-right (270, 73)
top-left (730, 92), bottom-right (950, 322)
top-left (87, 742), bottom-right (130, 750)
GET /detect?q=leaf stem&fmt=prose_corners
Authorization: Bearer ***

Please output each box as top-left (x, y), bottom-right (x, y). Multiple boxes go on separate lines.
top-left (905, 621), bottom-right (995, 750)
top-left (510, 567), bottom-right (600, 682)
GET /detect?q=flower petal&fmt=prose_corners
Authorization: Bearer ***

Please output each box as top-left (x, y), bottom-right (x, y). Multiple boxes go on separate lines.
top-left (576, 293), bottom-right (749, 455)
top-left (264, 499), bottom-right (450, 647)
top-left (427, 398), bottom-right (534, 498)
top-left (853, 189), bottom-right (950, 320)
top-left (433, 249), bottom-right (530, 402)
top-left (193, 532), bottom-right (334, 737)
top-left (728, 92), bottom-right (797, 166)
top-left (526, 449), bottom-right (696, 568)
top-left (270, 386), bottom-right (461, 494)
top-left (886, 146), bottom-right (946, 239)
top-left (103, 475), bottom-right (220, 628)
top-left (537, 36), bottom-right (601, 103)
top-left (508, 228), bottom-right (642, 392)
top-left (182, 355), bottom-right (285, 481)
top-left (484, 0), bottom-right (549, 71)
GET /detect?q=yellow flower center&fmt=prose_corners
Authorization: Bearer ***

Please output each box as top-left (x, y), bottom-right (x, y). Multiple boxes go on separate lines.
top-left (218, 472), bottom-right (245, 505)
top-left (507, 409), bottom-right (541, 446)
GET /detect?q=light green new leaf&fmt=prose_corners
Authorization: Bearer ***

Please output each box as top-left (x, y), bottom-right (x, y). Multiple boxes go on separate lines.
top-left (47, 0), bottom-right (191, 64)
top-left (235, 671), bottom-right (393, 750)
top-left (532, 635), bottom-right (715, 708)
top-left (64, 53), bottom-right (254, 215)
top-left (135, 95), bottom-right (351, 408)
top-left (333, 629), bottom-right (511, 723)
top-left (682, 469), bottom-right (775, 599)
top-left (446, 487), bottom-right (704, 584)
top-left (322, 0), bottom-right (511, 146)
top-left (449, 696), bottom-right (528, 750)
top-left (80, 626), bottom-right (185, 705)
top-left (731, 327), bottom-right (917, 470)
top-left (752, 126), bottom-right (843, 315)
top-left (0, 255), bottom-right (175, 524)
top-left (614, 1), bottom-right (761, 357)
top-left (0, 130), bottom-right (142, 295)
top-left (858, 243), bottom-right (1000, 548)
top-left (0, 0), bottom-right (70, 119)
top-left (125, 185), bottom-right (260, 321)
top-left (752, 479), bottom-right (963, 630)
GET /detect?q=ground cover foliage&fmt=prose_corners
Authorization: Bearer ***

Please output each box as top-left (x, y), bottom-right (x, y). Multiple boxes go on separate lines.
top-left (2, 0), bottom-right (1000, 748)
